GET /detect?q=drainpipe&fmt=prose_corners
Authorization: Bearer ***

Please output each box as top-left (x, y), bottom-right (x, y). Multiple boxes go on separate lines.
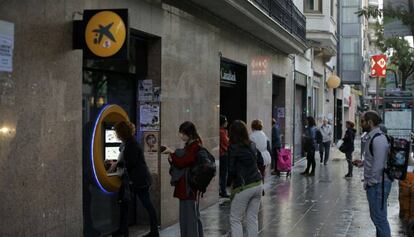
top-left (291, 55), bottom-right (296, 166)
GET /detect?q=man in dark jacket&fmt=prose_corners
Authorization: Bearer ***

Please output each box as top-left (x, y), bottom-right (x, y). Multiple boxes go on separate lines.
top-left (271, 118), bottom-right (282, 176)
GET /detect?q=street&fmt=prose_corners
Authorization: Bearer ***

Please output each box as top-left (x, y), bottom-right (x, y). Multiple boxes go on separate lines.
top-left (158, 145), bottom-right (406, 237)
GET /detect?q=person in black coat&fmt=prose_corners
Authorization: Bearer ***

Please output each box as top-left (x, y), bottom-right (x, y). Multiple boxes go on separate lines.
top-left (113, 121), bottom-right (159, 237)
top-left (343, 121), bottom-right (356, 178)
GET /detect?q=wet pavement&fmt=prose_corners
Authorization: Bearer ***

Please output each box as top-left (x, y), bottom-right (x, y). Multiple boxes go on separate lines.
top-left (158, 143), bottom-right (408, 237)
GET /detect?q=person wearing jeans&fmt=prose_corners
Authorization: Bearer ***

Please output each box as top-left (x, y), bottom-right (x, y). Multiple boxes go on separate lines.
top-left (230, 185), bottom-right (263, 237)
top-left (342, 121), bottom-right (356, 178)
top-left (319, 119), bottom-right (332, 165)
top-left (361, 110), bottom-right (392, 237)
top-left (228, 120), bottom-right (263, 237)
top-left (301, 116), bottom-right (317, 176)
top-left (366, 181), bottom-right (392, 237)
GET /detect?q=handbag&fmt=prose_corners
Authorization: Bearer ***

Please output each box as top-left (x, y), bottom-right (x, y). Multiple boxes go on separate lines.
top-left (336, 139), bottom-right (344, 149)
top-left (118, 170), bottom-right (132, 203)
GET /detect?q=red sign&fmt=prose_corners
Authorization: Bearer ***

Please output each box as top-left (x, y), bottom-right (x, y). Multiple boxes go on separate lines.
top-left (370, 55), bottom-right (387, 77)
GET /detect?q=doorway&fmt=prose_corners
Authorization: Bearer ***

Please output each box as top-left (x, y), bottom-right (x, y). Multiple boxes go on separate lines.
top-left (219, 58), bottom-right (247, 124)
top-left (272, 75), bottom-right (286, 144)
top-left (294, 85), bottom-right (306, 161)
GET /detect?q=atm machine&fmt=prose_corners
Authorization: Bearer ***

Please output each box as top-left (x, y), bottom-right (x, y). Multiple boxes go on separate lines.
top-left (83, 104), bottom-right (133, 236)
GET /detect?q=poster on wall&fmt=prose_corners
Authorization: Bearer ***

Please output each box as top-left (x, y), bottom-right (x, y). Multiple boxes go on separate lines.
top-left (140, 102), bottom-right (160, 131)
top-left (143, 131), bottom-right (159, 153)
top-left (143, 131), bottom-right (159, 173)
top-left (0, 20), bottom-right (14, 72)
top-left (138, 79), bottom-right (153, 101)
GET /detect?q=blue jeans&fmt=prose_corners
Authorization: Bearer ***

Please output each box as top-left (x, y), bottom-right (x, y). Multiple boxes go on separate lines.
top-left (319, 141), bottom-right (331, 164)
top-left (366, 180), bottom-right (392, 237)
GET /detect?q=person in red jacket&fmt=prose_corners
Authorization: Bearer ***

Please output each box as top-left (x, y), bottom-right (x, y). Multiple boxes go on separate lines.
top-left (162, 121), bottom-right (203, 237)
top-left (219, 115), bottom-right (230, 198)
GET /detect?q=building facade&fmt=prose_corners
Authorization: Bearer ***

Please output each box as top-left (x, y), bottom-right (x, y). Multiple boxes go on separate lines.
top-left (0, 0), bottom-right (307, 236)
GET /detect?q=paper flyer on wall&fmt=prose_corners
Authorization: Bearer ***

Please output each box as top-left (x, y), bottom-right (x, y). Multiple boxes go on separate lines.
top-left (139, 102), bottom-right (160, 131)
top-left (138, 79), bottom-right (153, 101)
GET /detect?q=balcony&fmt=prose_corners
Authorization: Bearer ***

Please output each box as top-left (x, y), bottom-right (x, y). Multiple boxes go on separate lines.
top-left (166, 0), bottom-right (308, 54)
top-left (252, 0), bottom-right (307, 42)
top-left (305, 14), bottom-right (337, 59)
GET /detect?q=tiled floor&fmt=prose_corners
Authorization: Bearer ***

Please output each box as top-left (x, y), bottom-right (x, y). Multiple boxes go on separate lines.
top-left (158, 145), bottom-right (408, 237)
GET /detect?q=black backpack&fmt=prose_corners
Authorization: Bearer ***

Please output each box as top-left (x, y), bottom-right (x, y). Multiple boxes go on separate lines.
top-left (189, 147), bottom-right (217, 194)
top-left (369, 133), bottom-right (410, 181)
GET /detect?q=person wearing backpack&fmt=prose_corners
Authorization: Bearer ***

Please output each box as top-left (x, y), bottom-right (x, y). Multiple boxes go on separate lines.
top-left (301, 116), bottom-right (317, 176)
top-left (361, 111), bottom-right (392, 237)
top-left (228, 120), bottom-right (263, 237)
top-left (319, 119), bottom-right (332, 165)
top-left (113, 121), bottom-right (159, 237)
top-left (343, 121), bottom-right (356, 178)
top-left (161, 121), bottom-right (203, 237)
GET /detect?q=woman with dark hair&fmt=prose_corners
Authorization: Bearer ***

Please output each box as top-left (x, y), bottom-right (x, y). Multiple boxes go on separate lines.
top-left (113, 121), bottom-right (159, 237)
top-left (161, 121), bottom-right (203, 237)
top-left (228, 120), bottom-right (263, 237)
top-left (343, 121), bottom-right (356, 178)
top-left (301, 116), bottom-right (317, 176)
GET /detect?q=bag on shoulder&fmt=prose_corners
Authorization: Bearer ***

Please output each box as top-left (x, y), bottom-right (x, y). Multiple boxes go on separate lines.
top-left (118, 172), bottom-right (132, 203)
top-left (369, 133), bottom-right (410, 180)
top-left (316, 130), bottom-right (323, 144)
top-left (188, 147), bottom-right (217, 194)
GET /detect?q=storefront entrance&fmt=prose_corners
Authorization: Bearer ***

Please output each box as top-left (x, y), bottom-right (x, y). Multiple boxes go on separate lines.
top-left (219, 58), bottom-right (247, 125)
top-left (82, 31), bottom-right (161, 236)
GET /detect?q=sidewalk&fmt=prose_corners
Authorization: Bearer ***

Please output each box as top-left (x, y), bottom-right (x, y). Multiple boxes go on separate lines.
top-left (158, 143), bottom-right (406, 237)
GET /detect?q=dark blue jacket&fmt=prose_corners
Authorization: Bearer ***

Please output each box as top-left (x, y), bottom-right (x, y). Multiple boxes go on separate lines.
top-left (228, 142), bottom-right (263, 190)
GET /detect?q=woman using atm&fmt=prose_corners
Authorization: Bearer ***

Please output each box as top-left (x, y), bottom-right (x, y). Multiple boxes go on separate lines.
top-left (112, 121), bottom-right (159, 237)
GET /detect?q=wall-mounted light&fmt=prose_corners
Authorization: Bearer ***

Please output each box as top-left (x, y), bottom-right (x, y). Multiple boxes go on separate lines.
top-left (326, 74), bottom-right (341, 89)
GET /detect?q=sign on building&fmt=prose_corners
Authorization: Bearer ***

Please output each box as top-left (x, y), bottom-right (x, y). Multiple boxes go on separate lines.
top-left (370, 55), bottom-right (387, 77)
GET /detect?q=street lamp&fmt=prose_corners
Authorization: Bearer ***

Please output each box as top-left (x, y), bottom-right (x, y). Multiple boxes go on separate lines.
top-left (326, 74), bottom-right (341, 89)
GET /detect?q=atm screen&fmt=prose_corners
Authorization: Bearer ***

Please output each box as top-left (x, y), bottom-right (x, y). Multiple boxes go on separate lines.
top-left (105, 129), bottom-right (122, 143)
top-left (103, 125), bottom-right (122, 161)
top-left (105, 147), bottom-right (120, 161)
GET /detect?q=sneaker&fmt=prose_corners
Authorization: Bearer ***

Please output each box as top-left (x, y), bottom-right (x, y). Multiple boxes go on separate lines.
top-left (300, 171), bottom-right (308, 175)
top-left (307, 172), bottom-right (315, 176)
top-left (344, 174), bottom-right (352, 178)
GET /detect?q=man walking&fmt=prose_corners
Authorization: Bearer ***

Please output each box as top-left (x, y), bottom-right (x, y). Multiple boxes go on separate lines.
top-left (319, 119), bottom-right (332, 165)
top-left (361, 110), bottom-right (392, 237)
top-left (271, 118), bottom-right (282, 176)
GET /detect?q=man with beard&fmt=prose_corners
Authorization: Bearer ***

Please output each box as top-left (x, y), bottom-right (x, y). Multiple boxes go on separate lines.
top-left (361, 110), bottom-right (392, 237)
